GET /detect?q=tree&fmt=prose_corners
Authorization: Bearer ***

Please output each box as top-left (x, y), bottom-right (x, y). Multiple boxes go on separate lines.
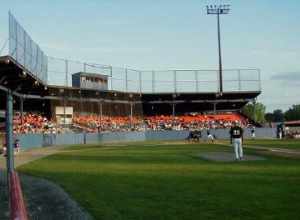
top-left (284, 104), bottom-right (300, 121)
top-left (242, 102), bottom-right (266, 124)
top-left (265, 113), bottom-right (275, 123)
top-left (272, 109), bottom-right (284, 122)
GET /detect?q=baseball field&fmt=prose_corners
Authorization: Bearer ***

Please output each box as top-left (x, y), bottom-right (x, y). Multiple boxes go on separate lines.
top-left (17, 139), bottom-right (300, 220)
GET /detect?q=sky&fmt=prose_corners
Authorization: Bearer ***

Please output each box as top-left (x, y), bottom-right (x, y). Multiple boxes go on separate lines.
top-left (0, 0), bottom-right (299, 112)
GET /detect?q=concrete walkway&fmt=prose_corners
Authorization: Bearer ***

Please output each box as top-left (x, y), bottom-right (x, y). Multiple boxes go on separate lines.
top-left (21, 174), bottom-right (93, 220)
top-left (0, 146), bottom-right (65, 220)
top-left (0, 169), bottom-right (9, 220)
top-left (0, 146), bottom-right (67, 169)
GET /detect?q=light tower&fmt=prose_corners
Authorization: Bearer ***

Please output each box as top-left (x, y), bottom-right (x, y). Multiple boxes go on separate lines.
top-left (206, 4), bottom-right (230, 95)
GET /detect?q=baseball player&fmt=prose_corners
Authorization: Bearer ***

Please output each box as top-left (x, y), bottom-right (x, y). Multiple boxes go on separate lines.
top-left (251, 126), bottom-right (256, 139)
top-left (207, 130), bottom-right (215, 143)
top-left (230, 121), bottom-right (244, 160)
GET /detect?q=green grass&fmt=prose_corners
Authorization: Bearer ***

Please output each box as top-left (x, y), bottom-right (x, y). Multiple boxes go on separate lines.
top-left (244, 139), bottom-right (300, 149)
top-left (18, 142), bottom-right (300, 220)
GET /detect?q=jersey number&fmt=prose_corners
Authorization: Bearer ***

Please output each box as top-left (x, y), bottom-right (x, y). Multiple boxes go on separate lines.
top-left (233, 130), bottom-right (240, 135)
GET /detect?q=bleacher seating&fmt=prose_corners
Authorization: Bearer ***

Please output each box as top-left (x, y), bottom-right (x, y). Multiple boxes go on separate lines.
top-left (12, 112), bottom-right (250, 134)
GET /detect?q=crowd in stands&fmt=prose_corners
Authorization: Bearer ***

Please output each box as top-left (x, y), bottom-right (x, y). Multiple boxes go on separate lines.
top-left (69, 112), bottom-right (249, 132)
top-left (13, 113), bottom-right (59, 134)
top-left (73, 114), bottom-right (144, 133)
top-left (284, 127), bottom-right (300, 139)
top-left (144, 114), bottom-right (249, 131)
top-left (11, 112), bottom-right (250, 134)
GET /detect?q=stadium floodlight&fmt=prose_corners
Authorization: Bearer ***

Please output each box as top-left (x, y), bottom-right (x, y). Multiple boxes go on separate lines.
top-left (206, 4), bottom-right (231, 94)
top-left (206, 4), bottom-right (230, 15)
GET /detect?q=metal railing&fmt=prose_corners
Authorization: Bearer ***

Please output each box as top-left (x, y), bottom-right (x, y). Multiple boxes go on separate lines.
top-left (47, 56), bottom-right (261, 94)
top-left (9, 172), bottom-right (29, 220)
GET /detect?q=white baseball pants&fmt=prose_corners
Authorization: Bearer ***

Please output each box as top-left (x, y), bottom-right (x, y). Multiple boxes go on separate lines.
top-left (233, 138), bottom-right (243, 159)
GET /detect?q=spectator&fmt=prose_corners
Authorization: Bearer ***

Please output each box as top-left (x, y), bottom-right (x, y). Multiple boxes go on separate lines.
top-left (13, 112), bottom-right (251, 134)
top-left (14, 138), bottom-right (20, 154)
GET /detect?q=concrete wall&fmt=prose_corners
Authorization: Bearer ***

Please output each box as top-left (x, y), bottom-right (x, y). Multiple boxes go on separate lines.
top-left (15, 128), bottom-right (276, 150)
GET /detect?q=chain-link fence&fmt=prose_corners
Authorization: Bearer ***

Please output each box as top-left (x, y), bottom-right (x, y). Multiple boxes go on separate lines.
top-left (8, 12), bottom-right (48, 83)
top-left (7, 12), bottom-right (261, 94)
top-left (47, 56), bottom-right (261, 93)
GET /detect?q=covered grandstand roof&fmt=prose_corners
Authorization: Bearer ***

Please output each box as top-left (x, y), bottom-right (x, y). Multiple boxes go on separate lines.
top-left (285, 120), bottom-right (300, 126)
top-left (0, 55), bottom-right (260, 114)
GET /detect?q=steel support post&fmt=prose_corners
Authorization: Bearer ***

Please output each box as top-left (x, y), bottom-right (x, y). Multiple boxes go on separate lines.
top-left (125, 68), bottom-right (128, 92)
top-left (195, 70), bottom-right (199, 93)
top-left (174, 70), bottom-right (177, 93)
top-left (253, 98), bottom-right (257, 122)
top-left (65, 59), bottom-right (68, 87)
top-left (99, 101), bottom-right (103, 122)
top-left (152, 71), bottom-right (155, 93)
top-left (238, 69), bottom-right (241, 91)
top-left (83, 62), bottom-right (87, 73)
top-left (63, 96), bottom-right (66, 126)
top-left (20, 96), bottom-right (24, 125)
top-left (139, 71), bottom-right (142, 94)
top-left (213, 102), bottom-right (217, 114)
top-left (23, 29), bottom-right (26, 66)
top-left (130, 102), bottom-right (133, 129)
top-left (172, 103), bottom-right (176, 118)
top-left (258, 69), bottom-right (261, 91)
top-left (6, 89), bottom-right (14, 173)
top-left (110, 66), bottom-right (113, 90)
top-left (217, 12), bottom-right (223, 94)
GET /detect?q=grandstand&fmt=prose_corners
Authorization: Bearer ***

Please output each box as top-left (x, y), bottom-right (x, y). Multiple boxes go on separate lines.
top-left (0, 12), bottom-right (261, 135)
top-left (0, 53), bottom-right (261, 133)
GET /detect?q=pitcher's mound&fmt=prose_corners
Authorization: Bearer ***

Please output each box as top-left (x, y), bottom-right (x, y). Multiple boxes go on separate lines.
top-left (199, 152), bottom-right (266, 162)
